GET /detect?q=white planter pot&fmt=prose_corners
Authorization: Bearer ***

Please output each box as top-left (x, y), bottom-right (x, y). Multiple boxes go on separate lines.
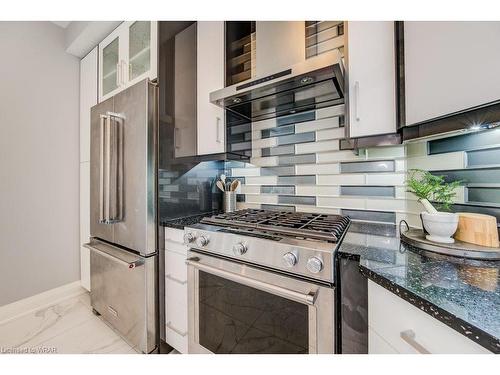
top-left (421, 212), bottom-right (459, 244)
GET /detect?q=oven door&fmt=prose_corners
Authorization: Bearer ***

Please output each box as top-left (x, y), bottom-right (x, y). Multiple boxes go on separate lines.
top-left (186, 251), bottom-right (335, 354)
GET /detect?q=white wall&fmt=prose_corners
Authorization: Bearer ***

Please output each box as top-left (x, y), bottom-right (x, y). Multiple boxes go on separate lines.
top-left (0, 22), bottom-right (80, 306)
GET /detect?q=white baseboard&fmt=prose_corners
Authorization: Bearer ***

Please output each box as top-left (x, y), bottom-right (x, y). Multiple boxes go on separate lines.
top-left (0, 281), bottom-right (87, 325)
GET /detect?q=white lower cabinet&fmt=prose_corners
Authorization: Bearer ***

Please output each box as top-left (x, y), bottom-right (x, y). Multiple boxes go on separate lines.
top-left (79, 161), bottom-right (91, 291)
top-left (164, 228), bottom-right (188, 353)
top-left (368, 280), bottom-right (491, 354)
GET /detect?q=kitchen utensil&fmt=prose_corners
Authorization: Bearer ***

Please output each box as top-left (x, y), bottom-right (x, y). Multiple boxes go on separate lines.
top-left (455, 213), bottom-right (499, 248)
top-left (220, 174), bottom-right (226, 185)
top-left (230, 180), bottom-right (240, 192)
top-left (216, 181), bottom-right (226, 193)
top-left (223, 191), bottom-right (236, 213)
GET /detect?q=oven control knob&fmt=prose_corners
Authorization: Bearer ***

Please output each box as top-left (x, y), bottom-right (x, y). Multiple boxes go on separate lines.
top-left (307, 256), bottom-right (323, 274)
top-left (196, 235), bottom-right (209, 247)
top-left (233, 242), bottom-right (247, 256)
top-left (183, 232), bottom-right (195, 244)
top-left (282, 252), bottom-right (298, 267)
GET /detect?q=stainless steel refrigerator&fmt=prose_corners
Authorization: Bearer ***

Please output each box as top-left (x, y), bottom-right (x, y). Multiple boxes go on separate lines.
top-left (85, 79), bottom-right (158, 354)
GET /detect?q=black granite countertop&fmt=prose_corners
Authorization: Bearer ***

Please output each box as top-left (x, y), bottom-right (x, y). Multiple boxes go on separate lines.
top-left (160, 211), bottom-right (221, 230)
top-left (338, 222), bottom-right (500, 353)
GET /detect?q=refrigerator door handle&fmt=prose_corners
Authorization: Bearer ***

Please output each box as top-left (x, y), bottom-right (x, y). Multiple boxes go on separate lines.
top-left (107, 112), bottom-right (125, 223)
top-left (99, 114), bottom-right (108, 223)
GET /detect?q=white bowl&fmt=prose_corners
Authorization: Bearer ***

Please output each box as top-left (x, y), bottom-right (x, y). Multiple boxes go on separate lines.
top-left (421, 212), bottom-right (459, 244)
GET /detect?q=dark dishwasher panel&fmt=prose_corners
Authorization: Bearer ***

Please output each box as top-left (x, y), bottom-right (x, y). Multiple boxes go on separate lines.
top-left (338, 257), bottom-right (368, 354)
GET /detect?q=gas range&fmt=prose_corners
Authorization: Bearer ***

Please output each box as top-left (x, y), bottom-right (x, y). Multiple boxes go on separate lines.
top-left (184, 209), bottom-right (351, 284)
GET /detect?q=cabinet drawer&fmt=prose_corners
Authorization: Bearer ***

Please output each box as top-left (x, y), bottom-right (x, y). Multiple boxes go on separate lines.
top-left (165, 276), bottom-right (188, 353)
top-left (165, 250), bottom-right (187, 283)
top-left (165, 240), bottom-right (188, 256)
top-left (166, 281), bottom-right (187, 330)
top-left (166, 325), bottom-right (188, 354)
top-left (165, 227), bottom-right (185, 244)
top-left (368, 281), bottom-right (491, 354)
top-left (369, 327), bottom-right (398, 354)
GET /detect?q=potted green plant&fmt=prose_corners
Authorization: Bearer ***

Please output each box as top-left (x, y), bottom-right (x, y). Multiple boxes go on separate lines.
top-left (406, 169), bottom-right (463, 243)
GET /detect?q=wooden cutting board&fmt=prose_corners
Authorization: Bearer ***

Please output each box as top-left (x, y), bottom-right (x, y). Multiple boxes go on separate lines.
top-left (455, 213), bottom-right (499, 248)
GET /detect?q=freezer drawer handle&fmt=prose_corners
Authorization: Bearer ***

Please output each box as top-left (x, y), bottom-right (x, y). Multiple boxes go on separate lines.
top-left (84, 243), bottom-right (144, 269)
top-left (186, 257), bottom-right (317, 305)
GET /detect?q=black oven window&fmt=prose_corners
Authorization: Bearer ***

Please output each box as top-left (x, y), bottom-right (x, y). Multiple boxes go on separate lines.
top-left (198, 271), bottom-right (309, 354)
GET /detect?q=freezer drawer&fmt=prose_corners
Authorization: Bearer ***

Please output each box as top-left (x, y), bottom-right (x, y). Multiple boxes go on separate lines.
top-left (87, 239), bottom-right (157, 353)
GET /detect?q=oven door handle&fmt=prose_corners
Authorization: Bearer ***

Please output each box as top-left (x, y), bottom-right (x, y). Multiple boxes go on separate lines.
top-left (186, 258), bottom-right (318, 306)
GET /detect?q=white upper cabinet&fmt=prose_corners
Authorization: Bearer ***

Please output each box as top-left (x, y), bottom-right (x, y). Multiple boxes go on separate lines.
top-left (255, 21), bottom-right (305, 76)
top-left (80, 47), bottom-right (98, 291)
top-left (346, 21), bottom-right (397, 138)
top-left (80, 47), bottom-right (98, 162)
top-left (404, 22), bottom-right (500, 126)
top-left (196, 21), bottom-right (225, 155)
top-left (99, 21), bottom-right (158, 102)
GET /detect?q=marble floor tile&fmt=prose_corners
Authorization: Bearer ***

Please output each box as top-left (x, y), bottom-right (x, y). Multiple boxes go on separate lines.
top-left (0, 292), bottom-right (136, 354)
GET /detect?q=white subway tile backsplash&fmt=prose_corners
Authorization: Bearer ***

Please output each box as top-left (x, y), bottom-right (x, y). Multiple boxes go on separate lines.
top-left (318, 174), bottom-right (365, 185)
top-left (366, 146), bottom-right (406, 159)
top-left (317, 196), bottom-right (366, 209)
top-left (295, 140), bottom-right (339, 154)
top-left (407, 151), bottom-right (466, 171)
top-left (246, 194), bottom-right (279, 204)
top-left (229, 105), bottom-right (497, 225)
top-left (295, 205), bottom-right (341, 215)
top-left (296, 163), bottom-right (340, 175)
top-left (240, 185), bottom-right (260, 194)
top-left (253, 118), bottom-right (277, 131)
top-left (249, 156), bottom-right (279, 167)
top-left (295, 117), bottom-right (339, 133)
top-left (317, 150), bottom-right (362, 163)
top-left (316, 127), bottom-right (345, 141)
top-left (365, 173), bottom-right (406, 186)
top-left (252, 137), bottom-right (277, 149)
top-left (365, 198), bottom-right (407, 212)
top-left (295, 185), bottom-right (341, 196)
top-left (316, 105), bottom-right (345, 119)
top-left (245, 176), bottom-right (278, 185)
top-left (231, 168), bottom-right (261, 177)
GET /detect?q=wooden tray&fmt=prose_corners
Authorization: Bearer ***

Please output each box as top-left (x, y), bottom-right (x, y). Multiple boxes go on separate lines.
top-left (400, 228), bottom-right (500, 260)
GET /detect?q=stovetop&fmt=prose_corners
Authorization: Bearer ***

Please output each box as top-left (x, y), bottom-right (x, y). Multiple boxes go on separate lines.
top-left (201, 209), bottom-right (350, 243)
top-left (185, 209), bottom-right (351, 283)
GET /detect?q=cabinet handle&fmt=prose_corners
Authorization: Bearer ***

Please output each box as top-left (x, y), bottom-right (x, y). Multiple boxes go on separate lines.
top-left (354, 81), bottom-right (360, 121)
top-left (167, 321), bottom-right (187, 337)
top-left (121, 60), bottom-right (127, 85)
top-left (216, 116), bottom-right (222, 143)
top-left (166, 274), bottom-right (187, 285)
top-left (400, 329), bottom-right (430, 354)
top-left (116, 63), bottom-right (121, 87)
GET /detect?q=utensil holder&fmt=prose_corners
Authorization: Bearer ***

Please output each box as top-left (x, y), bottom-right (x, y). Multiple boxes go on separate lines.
top-left (223, 191), bottom-right (236, 213)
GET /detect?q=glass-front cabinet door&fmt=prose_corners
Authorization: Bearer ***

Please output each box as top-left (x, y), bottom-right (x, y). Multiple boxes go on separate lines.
top-left (99, 21), bottom-right (158, 102)
top-left (101, 37), bottom-right (120, 98)
top-left (128, 21), bottom-right (151, 81)
top-left (125, 21), bottom-right (158, 88)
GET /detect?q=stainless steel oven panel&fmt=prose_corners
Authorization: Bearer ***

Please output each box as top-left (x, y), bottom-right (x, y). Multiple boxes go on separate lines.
top-left (184, 225), bottom-right (335, 283)
top-left (186, 250), bottom-right (335, 354)
top-left (87, 239), bottom-right (157, 353)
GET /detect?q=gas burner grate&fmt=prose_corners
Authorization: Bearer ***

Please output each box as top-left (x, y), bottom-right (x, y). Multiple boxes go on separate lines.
top-left (201, 209), bottom-right (350, 242)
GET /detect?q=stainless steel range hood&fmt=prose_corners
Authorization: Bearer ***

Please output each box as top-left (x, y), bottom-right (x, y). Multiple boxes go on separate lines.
top-left (209, 49), bottom-right (344, 122)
